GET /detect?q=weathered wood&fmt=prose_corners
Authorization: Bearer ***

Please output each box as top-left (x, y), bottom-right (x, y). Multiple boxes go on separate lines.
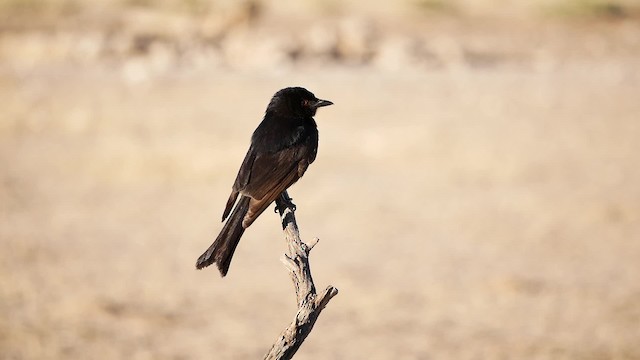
top-left (264, 192), bottom-right (339, 360)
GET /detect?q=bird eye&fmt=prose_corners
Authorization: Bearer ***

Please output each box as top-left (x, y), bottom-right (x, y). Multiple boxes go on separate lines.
top-left (302, 99), bottom-right (309, 107)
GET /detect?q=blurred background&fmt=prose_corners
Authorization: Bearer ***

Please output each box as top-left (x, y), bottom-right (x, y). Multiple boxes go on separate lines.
top-left (2, 0), bottom-right (640, 359)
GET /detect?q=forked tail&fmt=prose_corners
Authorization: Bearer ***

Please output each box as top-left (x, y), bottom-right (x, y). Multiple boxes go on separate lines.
top-left (196, 196), bottom-right (250, 276)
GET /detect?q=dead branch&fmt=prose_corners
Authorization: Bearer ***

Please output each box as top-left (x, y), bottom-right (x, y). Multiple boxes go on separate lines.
top-left (264, 191), bottom-right (339, 360)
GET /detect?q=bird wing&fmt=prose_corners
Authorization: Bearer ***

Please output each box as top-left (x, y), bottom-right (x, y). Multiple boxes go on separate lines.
top-left (240, 144), bottom-right (312, 228)
top-left (222, 148), bottom-right (256, 221)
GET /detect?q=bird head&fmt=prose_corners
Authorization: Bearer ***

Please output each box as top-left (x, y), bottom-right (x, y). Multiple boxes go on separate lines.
top-left (267, 87), bottom-right (333, 117)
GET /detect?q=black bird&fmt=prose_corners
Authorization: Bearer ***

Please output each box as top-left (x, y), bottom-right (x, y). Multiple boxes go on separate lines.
top-left (196, 87), bottom-right (333, 276)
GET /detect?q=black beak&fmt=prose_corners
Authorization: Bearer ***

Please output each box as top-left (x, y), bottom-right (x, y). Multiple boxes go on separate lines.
top-left (313, 99), bottom-right (333, 108)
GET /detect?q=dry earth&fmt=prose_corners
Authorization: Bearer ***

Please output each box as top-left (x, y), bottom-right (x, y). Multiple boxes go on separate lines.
top-left (1, 3), bottom-right (640, 359)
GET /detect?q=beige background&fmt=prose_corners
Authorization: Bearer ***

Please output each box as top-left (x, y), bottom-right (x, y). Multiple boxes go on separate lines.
top-left (2, 1), bottom-right (640, 359)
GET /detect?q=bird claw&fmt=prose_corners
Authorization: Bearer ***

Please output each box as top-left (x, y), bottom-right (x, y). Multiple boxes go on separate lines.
top-left (275, 193), bottom-right (297, 213)
top-left (274, 201), bottom-right (297, 212)
top-left (282, 197), bottom-right (296, 211)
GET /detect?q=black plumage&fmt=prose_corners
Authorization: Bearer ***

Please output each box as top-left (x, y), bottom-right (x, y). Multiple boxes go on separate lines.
top-left (196, 87), bottom-right (333, 277)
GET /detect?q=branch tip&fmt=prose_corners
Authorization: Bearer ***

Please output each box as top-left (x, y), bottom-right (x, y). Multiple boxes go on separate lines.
top-left (307, 237), bottom-right (320, 251)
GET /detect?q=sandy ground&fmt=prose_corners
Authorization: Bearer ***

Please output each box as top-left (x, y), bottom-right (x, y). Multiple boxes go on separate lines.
top-left (2, 9), bottom-right (640, 359)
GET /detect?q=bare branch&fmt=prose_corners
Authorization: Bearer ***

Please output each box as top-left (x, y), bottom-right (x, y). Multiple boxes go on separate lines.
top-left (263, 191), bottom-right (339, 360)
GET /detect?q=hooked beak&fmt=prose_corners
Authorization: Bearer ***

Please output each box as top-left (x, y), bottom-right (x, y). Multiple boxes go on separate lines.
top-left (313, 99), bottom-right (334, 108)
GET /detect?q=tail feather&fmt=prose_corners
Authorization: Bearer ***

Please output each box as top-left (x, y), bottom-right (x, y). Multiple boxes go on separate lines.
top-left (196, 196), bottom-right (250, 276)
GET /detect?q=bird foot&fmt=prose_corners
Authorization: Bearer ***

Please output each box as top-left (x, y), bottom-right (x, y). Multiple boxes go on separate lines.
top-left (275, 193), bottom-right (297, 213)
top-left (282, 196), bottom-right (296, 211)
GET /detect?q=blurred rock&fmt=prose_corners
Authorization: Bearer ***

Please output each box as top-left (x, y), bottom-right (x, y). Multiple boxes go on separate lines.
top-left (372, 35), bottom-right (418, 71)
top-left (122, 56), bottom-right (152, 84)
top-left (334, 17), bottom-right (376, 64)
top-left (198, 0), bottom-right (263, 41)
top-left (71, 32), bottom-right (104, 63)
top-left (0, 3), bottom-right (639, 74)
top-left (428, 34), bottom-right (467, 71)
top-left (299, 23), bottom-right (338, 59)
top-left (220, 28), bottom-right (291, 70)
top-left (120, 9), bottom-right (196, 40)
